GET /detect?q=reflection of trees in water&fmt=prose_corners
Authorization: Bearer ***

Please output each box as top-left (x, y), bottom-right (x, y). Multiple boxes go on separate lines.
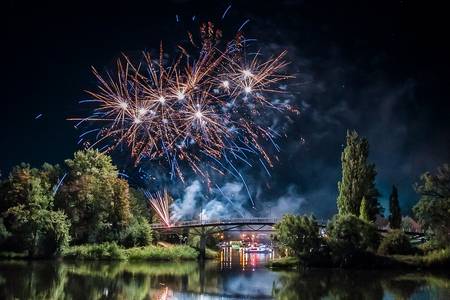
top-left (271, 269), bottom-right (450, 300)
top-left (0, 260), bottom-right (67, 300)
top-left (382, 272), bottom-right (450, 300)
top-left (1, 260), bottom-right (450, 299)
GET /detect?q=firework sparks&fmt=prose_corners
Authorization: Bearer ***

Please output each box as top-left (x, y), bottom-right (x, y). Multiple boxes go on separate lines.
top-left (70, 21), bottom-right (294, 209)
top-left (144, 189), bottom-right (172, 227)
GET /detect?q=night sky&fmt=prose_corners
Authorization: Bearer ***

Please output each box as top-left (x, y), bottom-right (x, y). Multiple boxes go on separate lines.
top-left (5, 0), bottom-right (450, 218)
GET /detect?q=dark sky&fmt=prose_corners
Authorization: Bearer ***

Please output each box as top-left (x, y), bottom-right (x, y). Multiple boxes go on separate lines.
top-left (5, 0), bottom-right (450, 218)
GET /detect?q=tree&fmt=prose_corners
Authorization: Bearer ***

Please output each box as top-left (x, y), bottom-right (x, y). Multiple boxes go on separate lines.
top-left (1, 164), bottom-right (52, 213)
top-left (119, 216), bottom-right (153, 247)
top-left (56, 150), bottom-right (132, 245)
top-left (0, 164), bottom-right (70, 256)
top-left (327, 214), bottom-right (380, 256)
top-left (111, 179), bottom-right (132, 227)
top-left (413, 164), bottom-right (450, 245)
top-left (388, 185), bottom-right (401, 229)
top-left (5, 206), bottom-right (70, 256)
top-left (129, 188), bottom-right (152, 222)
top-left (275, 214), bottom-right (321, 261)
top-left (65, 149), bottom-right (118, 179)
top-left (337, 130), bottom-right (382, 221)
top-left (359, 197), bottom-right (371, 222)
top-left (377, 230), bottom-right (412, 255)
top-left (0, 217), bottom-right (10, 245)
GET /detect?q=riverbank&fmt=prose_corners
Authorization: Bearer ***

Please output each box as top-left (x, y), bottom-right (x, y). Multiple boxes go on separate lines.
top-left (0, 243), bottom-right (219, 261)
top-left (268, 247), bottom-right (450, 270)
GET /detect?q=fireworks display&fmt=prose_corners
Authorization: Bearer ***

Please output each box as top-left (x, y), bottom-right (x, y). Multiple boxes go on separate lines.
top-left (144, 189), bottom-right (172, 227)
top-left (71, 20), bottom-right (294, 219)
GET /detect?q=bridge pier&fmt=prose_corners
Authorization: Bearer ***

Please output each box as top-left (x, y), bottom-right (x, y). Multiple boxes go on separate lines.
top-left (199, 228), bottom-right (207, 260)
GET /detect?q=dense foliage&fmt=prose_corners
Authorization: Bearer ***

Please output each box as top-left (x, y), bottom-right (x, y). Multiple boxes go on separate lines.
top-left (377, 230), bottom-right (412, 255)
top-left (0, 150), bottom-right (153, 257)
top-left (337, 130), bottom-right (382, 221)
top-left (0, 164), bottom-right (70, 256)
top-left (270, 131), bottom-right (449, 269)
top-left (413, 164), bottom-right (450, 245)
top-left (55, 150), bottom-right (133, 244)
top-left (359, 196), bottom-right (371, 222)
top-left (59, 243), bottom-right (200, 261)
top-left (326, 214), bottom-right (380, 265)
top-left (274, 214), bottom-right (322, 263)
top-left (62, 242), bottom-right (125, 260)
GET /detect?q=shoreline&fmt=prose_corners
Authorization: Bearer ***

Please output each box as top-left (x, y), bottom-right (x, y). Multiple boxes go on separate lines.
top-left (0, 244), bottom-right (219, 262)
top-left (267, 248), bottom-right (450, 271)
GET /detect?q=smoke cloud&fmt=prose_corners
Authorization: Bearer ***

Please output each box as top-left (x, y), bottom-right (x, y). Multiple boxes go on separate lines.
top-left (170, 180), bottom-right (306, 221)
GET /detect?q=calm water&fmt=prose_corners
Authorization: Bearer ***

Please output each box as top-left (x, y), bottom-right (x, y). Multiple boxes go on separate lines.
top-left (1, 249), bottom-right (449, 299)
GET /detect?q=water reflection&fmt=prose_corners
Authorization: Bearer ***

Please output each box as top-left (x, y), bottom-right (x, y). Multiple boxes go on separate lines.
top-left (0, 250), bottom-right (449, 299)
top-left (220, 247), bottom-right (277, 271)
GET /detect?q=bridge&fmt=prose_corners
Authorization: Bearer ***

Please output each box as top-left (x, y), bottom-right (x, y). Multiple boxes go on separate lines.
top-left (151, 218), bottom-right (285, 258)
top-left (150, 217), bottom-right (425, 258)
top-left (151, 217), bottom-right (282, 230)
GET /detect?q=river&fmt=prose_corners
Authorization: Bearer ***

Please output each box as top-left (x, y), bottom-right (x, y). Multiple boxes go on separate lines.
top-left (1, 249), bottom-right (449, 299)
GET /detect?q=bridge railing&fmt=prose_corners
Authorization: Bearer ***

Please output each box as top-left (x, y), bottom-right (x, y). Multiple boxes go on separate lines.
top-left (150, 217), bottom-right (281, 229)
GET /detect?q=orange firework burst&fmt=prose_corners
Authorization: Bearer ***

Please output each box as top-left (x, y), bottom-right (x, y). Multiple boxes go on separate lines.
top-left (70, 22), bottom-right (294, 205)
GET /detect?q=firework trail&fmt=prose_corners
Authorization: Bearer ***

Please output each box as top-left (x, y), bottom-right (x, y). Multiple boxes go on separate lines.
top-left (52, 172), bottom-right (67, 196)
top-left (70, 20), bottom-right (294, 213)
top-left (144, 189), bottom-right (172, 226)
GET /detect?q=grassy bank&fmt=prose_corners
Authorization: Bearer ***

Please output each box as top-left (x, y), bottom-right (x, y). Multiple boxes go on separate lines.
top-left (267, 248), bottom-right (450, 270)
top-left (124, 245), bottom-right (198, 260)
top-left (0, 251), bottom-right (29, 259)
top-left (61, 243), bottom-right (199, 261)
top-left (0, 243), bottom-right (219, 261)
top-left (267, 256), bottom-right (300, 269)
top-left (392, 248), bottom-right (450, 269)
top-left (205, 248), bottom-right (220, 259)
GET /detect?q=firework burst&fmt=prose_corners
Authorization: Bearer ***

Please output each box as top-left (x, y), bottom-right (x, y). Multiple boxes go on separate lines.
top-left (144, 189), bottom-right (172, 227)
top-left (70, 21), bottom-right (294, 207)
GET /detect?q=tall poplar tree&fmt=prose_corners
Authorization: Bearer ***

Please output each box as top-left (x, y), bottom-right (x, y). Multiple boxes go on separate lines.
top-left (337, 130), bottom-right (381, 221)
top-left (388, 185), bottom-right (401, 229)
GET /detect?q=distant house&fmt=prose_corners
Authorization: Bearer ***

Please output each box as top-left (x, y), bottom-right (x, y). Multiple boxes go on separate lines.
top-left (401, 216), bottom-right (422, 233)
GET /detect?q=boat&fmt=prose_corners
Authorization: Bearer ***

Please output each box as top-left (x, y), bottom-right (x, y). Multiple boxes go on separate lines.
top-left (243, 244), bottom-right (272, 253)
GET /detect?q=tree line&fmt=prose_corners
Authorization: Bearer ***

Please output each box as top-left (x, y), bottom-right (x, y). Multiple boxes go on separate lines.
top-left (0, 150), bottom-right (153, 257)
top-left (275, 130), bottom-right (450, 267)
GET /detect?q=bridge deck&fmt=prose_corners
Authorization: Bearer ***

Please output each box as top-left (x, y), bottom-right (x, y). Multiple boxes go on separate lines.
top-left (150, 217), bottom-right (425, 237)
top-left (150, 218), bottom-right (280, 229)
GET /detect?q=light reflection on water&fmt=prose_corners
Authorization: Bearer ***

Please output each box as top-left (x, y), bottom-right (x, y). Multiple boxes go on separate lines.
top-left (0, 249), bottom-right (449, 299)
top-left (219, 247), bottom-right (278, 271)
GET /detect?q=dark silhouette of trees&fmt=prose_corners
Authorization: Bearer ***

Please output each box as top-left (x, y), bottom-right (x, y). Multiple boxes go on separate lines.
top-left (388, 185), bottom-right (401, 229)
top-left (413, 164), bottom-right (450, 245)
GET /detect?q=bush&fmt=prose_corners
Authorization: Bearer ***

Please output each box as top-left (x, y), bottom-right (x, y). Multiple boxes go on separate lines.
top-left (62, 242), bottom-right (125, 260)
top-left (124, 245), bottom-right (198, 260)
top-left (5, 207), bottom-right (71, 257)
top-left (62, 244), bottom-right (200, 261)
top-left (378, 230), bottom-right (413, 255)
top-left (205, 248), bottom-right (219, 259)
top-left (275, 214), bottom-right (322, 260)
top-left (267, 256), bottom-right (299, 269)
top-left (119, 216), bottom-right (153, 248)
top-left (327, 214), bottom-right (380, 251)
top-left (0, 218), bottom-right (10, 245)
top-left (418, 239), bottom-right (443, 254)
top-left (327, 214), bottom-right (380, 266)
top-left (421, 247), bottom-right (450, 268)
